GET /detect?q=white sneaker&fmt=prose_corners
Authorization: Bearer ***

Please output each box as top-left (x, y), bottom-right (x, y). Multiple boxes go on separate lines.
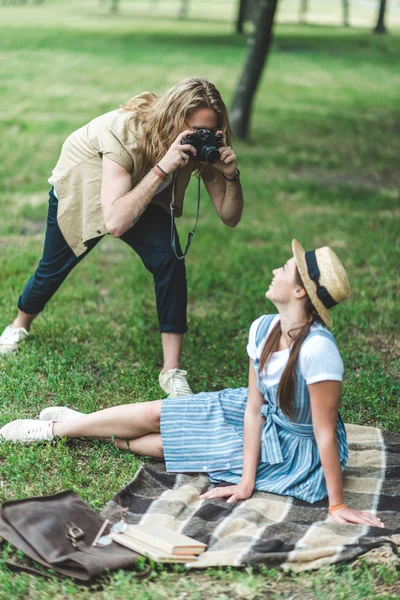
top-left (159, 368), bottom-right (193, 398)
top-left (39, 406), bottom-right (85, 422)
top-left (0, 419), bottom-right (54, 443)
top-left (0, 326), bottom-right (29, 356)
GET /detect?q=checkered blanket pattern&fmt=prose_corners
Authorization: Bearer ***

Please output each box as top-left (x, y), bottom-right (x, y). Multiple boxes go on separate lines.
top-left (104, 424), bottom-right (399, 570)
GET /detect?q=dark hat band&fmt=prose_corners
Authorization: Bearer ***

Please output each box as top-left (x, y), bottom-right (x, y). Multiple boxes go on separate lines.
top-left (305, 251), bottom-right (337, 309)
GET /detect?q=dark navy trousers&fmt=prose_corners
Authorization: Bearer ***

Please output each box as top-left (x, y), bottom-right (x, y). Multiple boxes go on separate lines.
top-left (18, 189), bottom-right (188, 334)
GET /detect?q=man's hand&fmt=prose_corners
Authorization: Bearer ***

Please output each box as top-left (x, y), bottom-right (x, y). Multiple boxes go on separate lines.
top-left (158, 130), bottom-right (197, 174)
top-left (212, 130), bottom-right (238, 179)
top-left (200, 483), bottom-right (254, 504)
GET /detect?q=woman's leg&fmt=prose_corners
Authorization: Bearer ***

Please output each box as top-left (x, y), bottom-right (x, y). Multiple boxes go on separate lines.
top-left (0, 400), bottom-right (165, 447)
top-left (53, 399), bottom-right (162, 441)
top-left (114, 433), bottom-right (164, 459)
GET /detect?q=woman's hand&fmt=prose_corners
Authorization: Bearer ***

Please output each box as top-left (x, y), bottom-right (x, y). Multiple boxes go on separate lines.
top-left (330, 506), bottom-right (385, 528)
top-left (158, 130), bottom-right (197, 174)
top-left (212, 130), bottom-right (238, 179)
top-left (200, 483), bottom-right (254, 504)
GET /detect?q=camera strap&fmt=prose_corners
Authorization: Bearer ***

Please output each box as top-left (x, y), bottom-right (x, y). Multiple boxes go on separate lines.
top-left (170, 165), bottom-right (204, 261)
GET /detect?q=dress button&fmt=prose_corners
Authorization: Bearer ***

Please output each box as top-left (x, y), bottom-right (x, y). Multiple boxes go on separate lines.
top-left (96, 230), bottom-right (101, 234)
top-left (202, 465), bottom-right (208, 471)
top-left (225, 462), bottom-right (231, 468)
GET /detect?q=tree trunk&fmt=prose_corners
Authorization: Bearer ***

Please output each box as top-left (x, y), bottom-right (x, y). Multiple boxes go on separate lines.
top-left (298, 0), bottom-right (308, 24)
top-left (342, 0), bottom-right (350, 27)
top-left (110, 0), bottom-right (119, 14)
top-left (178, 0), bottom-right (190, 19)
top-left (230, 0), bottom-right (279, 140)
top-left (236, 0), bottom-right (248, 34)
top-left (374, 0), bottom-right (388, 34)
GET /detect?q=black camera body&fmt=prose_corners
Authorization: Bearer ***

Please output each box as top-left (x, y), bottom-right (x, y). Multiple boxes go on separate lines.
top-left (180, 128), bottom-right (223, 164)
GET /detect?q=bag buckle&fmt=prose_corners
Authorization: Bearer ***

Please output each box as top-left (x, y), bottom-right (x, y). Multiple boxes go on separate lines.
top-left (65, 524), bottom-right (85, 547)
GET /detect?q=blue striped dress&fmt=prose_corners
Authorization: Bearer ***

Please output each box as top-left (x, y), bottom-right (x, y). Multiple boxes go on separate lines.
top-left (160, 314), bottom-right (348, 503)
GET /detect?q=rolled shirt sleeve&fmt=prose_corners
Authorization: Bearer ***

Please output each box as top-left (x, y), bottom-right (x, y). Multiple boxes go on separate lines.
top-left (97, 129), bottom-right (134, 173)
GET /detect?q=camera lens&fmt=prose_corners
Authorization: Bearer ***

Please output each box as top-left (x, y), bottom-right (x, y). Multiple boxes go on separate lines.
top-left (201, 146), bottom-right (220, 164)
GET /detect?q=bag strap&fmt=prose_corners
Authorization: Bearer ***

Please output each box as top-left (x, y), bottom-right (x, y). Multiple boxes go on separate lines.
top-left (4, 558), bottom-right (151, 581)
top-left (0, 536), bottom-right (51, 579)
top-left (4, 560), bottom-right (53, 579)
top-left (0, 536), bottom-right (151, 582)
top-left (2, 555), bottom-right (151, 582)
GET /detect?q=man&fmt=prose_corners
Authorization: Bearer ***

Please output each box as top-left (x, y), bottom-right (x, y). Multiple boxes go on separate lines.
top-left (0, 78), bottom-right (243, 397)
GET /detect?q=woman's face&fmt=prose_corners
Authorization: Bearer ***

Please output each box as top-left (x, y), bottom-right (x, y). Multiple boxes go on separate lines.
top-left (266, 257), bottom-right (300, 305)
top-left (185, 107), bottom-right (219, 132)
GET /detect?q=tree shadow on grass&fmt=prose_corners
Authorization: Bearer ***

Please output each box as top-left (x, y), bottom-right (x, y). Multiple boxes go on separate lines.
top-left (1, 25), bottom-right (399, 64)
top-left (93, 11), bottom-right (234, 26)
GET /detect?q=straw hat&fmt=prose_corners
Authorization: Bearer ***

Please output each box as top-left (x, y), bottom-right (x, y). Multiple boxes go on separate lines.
top-left (292, 240), bottom-right (350, 328)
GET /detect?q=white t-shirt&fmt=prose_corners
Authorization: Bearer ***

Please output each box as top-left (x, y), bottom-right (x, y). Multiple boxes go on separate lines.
top-left (246, 315), bottom-right (344, 387)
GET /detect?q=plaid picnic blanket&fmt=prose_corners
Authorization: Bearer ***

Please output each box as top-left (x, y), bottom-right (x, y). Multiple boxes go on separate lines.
top-left (104, 424), bottom-right (400, 571)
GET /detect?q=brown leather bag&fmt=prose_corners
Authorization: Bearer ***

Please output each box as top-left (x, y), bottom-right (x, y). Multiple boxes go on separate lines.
top-left (0, 490), bottom-right (150, 581)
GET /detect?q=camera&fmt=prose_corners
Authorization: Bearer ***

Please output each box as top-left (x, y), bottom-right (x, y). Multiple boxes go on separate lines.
top-left (180, 128), bottom-right (224, 164)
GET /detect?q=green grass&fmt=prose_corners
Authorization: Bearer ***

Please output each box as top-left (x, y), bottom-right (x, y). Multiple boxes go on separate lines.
top-left (0, 2), bottom-right (399, 598)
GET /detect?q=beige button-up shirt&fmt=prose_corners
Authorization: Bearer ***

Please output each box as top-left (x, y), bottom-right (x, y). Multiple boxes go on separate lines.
top-left (50, 109), bottom-right (194, 257)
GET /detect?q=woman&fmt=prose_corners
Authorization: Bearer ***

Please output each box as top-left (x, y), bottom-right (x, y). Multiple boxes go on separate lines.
top-left (0, 240), bottom-right (384, 526)
top-left (0, 77), bottom-right (243, 398)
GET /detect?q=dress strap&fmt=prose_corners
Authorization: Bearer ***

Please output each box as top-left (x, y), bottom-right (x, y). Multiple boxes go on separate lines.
top-left (304, 327), bottom-right (338, 348)
top-left (255, 314), bottom-right (277, 348)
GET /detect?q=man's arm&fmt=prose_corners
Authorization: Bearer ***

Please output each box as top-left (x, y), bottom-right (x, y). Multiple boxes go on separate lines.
top-left (201, 165), bottom-right (243, 228)
top-left (100, 130), bottom-right (198, 238)
top-left (100, 157), bottom-right (163, 238)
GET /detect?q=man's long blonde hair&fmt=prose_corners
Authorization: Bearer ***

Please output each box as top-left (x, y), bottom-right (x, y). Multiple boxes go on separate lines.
top-left (122, 77), bottom-right (232, 180)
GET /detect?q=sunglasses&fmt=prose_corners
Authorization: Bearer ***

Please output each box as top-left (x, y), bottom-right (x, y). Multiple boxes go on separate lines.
top-left (92, 506), bottom-right (129, 548)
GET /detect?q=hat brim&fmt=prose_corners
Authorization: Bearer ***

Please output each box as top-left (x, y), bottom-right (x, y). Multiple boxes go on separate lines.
top-left (292, 239), bottom-right (333, 328)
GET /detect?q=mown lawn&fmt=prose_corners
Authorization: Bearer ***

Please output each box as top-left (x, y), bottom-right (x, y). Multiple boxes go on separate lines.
top-left (0, 2), bottom-right (399, 598)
